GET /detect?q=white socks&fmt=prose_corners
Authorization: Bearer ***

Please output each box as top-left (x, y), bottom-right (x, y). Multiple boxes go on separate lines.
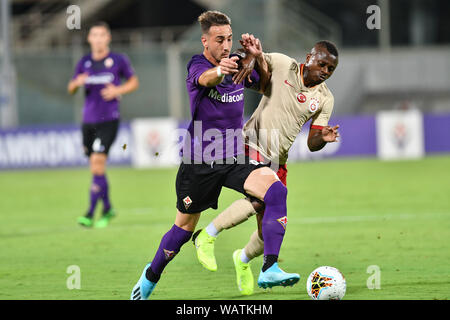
top-left (205, 222), bottom-right (219, 237)
top-left (205, 222), bottom-right (252, 264)
top-left (240, 249), bottom-right (251, 263)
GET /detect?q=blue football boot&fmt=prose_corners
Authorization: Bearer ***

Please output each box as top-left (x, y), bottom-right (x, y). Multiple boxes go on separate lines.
top-left (257, 263), bottom-right (300, 289)
top-left (130, 263), bottom-right (157, 300)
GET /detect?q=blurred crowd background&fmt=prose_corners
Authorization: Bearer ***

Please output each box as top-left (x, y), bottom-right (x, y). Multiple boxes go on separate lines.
top-left (0, 0), bottom-right (449, 169)
top-left (1, 0), bottom-right (449, 127)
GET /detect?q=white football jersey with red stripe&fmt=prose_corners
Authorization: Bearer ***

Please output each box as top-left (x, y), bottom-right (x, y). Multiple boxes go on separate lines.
top-left (244, 52), bottom-right (334, 164)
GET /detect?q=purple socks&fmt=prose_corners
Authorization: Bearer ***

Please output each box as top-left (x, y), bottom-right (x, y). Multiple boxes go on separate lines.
top-left (261, 181), bottom-right (288, 270)
top-left (87, 174), bottom-right (110, 217)
top-left (144, 181), bottom-right (287, 281)
top-left (146, 224), bottom-right (193, 282)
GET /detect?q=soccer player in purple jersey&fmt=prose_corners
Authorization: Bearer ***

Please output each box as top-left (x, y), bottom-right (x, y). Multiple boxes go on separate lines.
top-left (130, 11), bottom-right (299, 300)
top-left (67, 22), bottom-right (139, 228)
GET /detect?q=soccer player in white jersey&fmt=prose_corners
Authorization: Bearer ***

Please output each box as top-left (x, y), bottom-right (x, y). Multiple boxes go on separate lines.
top-left (193, 35), bottom-right (340, 295)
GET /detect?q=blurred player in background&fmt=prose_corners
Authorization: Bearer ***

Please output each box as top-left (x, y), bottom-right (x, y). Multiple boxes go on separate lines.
top-left (67, 21), bottom-right (139, 228)
top-left (193, 35), bottom-right (340, 295)
top-left (130, 10), bottom-right (299, 300)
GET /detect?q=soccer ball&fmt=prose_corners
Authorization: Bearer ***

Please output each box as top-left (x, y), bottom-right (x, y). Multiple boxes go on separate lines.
top-left (306, 266), bottom-right (346, 300)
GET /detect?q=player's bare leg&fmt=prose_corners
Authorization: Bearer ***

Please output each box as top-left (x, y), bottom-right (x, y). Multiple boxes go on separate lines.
top-left (175, 210), bottom-right (201, 231)
top-left (89, 152), bottom-right (107, 175)
top-left (131, 211), bottom-right (200, 300)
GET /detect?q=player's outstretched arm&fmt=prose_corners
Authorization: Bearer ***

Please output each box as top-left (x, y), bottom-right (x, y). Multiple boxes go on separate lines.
top-left (231, 49), bottom-right (255, 85)
top-left (307, 125), bottom-right (340, 152)
top-left (236, 34), bottom-right (271, 93)
top-left (254, 51), bottom-right (271, 94)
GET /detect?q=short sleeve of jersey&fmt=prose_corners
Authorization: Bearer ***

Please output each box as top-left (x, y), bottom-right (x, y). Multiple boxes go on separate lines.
top-left (311, 94), bottom-right (334, 127)
top-left (186, 55), bottom-right (213, 87)
top-left (119, 54), bottom-right (135, 80)
top-left (263, 52), bottom-right (294, 72)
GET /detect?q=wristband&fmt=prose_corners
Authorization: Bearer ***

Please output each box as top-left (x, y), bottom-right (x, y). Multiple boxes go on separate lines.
top-left (217, 66), bottom-right (224, 77)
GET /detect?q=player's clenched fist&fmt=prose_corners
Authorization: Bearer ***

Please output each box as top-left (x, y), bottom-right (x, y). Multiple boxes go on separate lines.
top-left (218, 55), bottom-right (240, 75)
top-left (240, 33), bottom-right (262, 58)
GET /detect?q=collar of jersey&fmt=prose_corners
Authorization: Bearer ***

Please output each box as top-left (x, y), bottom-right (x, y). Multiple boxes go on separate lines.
top-left (300, 63), bottom-right (319, 89)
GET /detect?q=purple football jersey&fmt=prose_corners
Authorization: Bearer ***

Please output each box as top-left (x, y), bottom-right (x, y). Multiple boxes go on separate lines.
top-left (183, 54), bottom-right (259, 163)
top-left (72, 52), bottom-right (135, 124)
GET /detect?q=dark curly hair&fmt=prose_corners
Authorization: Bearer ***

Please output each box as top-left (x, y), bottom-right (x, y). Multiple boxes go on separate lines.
top-left (315, 40), bottom-right (339, 57)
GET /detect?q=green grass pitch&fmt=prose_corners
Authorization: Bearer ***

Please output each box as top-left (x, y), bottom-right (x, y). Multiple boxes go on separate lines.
top-left (0, 156), bottom-right (449, 300)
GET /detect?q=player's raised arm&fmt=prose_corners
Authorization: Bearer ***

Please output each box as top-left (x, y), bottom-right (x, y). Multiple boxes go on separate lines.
top-left (234, 34), bottom-right (271, 93)
top-left (231, 47), bottom-right (255, 85)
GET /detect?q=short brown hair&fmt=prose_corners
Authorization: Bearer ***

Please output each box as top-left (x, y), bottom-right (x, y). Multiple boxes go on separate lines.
top-left (198, 11), bottom-right (231, 34)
